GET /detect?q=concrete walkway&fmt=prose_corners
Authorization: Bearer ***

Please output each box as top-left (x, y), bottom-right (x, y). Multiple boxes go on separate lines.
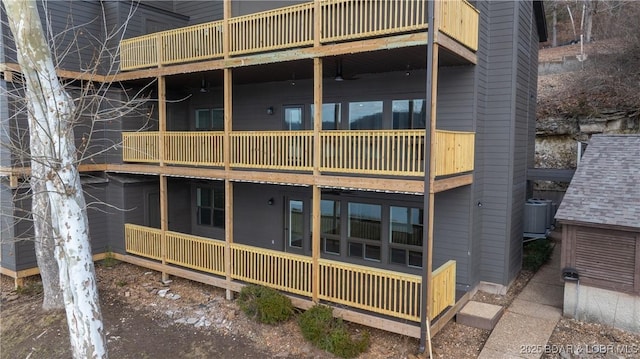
top-left (478, 241), bottom-right (564, 359)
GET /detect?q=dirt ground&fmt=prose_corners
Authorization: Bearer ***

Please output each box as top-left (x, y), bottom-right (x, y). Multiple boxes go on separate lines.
top-left (1, 258), bottom-right (530, 359)
top-left (3, 256), bottom-right (639, 358)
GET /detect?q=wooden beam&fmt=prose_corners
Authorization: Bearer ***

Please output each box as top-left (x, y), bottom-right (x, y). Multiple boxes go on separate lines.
top-left (429, 290), bottom-right (473, 336)
top-left (158, 76), bottom-right (166, 166)
top-left (438, 33), bottom-right (477, 64)
top-left (433, 174), bottom-right (473, 193)
top-left (316, 175), bottom-right (424, 194)
top-left (223, 68), bottom-right (232, 171)
top-left (313, 58), bottom-right (322, 176)
top-left (114, 253), bottom-right (238, 291)
top-left (1, 253), bottom-right (112, 289)
top-left (112, 33), bottom-right (430, 81)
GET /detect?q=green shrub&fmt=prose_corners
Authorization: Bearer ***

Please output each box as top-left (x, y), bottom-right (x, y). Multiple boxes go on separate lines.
top-left (237, 285), bottom-right (294, 324)
top-left (297, 305), bottom-right (370, 359)
top-left (523, 239), bottom-right (554, 271)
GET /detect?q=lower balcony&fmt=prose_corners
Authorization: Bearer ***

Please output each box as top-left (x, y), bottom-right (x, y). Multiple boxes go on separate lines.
top-left (122, 129), bottom-right (475, 178)
top-left (124, 223), bottom-right (457, 326)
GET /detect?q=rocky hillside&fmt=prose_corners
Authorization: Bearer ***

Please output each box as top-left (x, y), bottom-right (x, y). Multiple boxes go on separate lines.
top-left (536, 41), bottom-right (639, 172)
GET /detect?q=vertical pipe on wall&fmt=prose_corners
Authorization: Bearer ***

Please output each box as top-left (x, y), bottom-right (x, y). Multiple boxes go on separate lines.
top-left (221, 0), bottom-right (233, 299)
top-left (312, 55), bottom-right (323, 302)
top-left (158, 75), bottom-right (169, 282)
top-left (420, 0), bottom-right (439, 355)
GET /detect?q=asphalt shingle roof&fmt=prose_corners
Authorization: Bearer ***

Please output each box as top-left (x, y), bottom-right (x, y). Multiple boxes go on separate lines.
top-left (555, 134), bottom-right (640, 229)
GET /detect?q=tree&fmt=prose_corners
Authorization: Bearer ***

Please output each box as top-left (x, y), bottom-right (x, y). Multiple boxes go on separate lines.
top-left (2, 0), bottom-right (150, 314)
top-left (3, 0), bottom-right (108, 357)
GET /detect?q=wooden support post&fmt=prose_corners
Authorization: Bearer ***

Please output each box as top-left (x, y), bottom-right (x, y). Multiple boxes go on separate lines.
top-left (223, 68), bottom-right (232, 171)
top-left (9, 174), bottom-right (18, 189)
top-left (14, 277), bottom-right (24, 289)
top-left (224, 180), bottom-right (234, 300)
top-left (312, 185), bottom-right (320, 302)
top-left (313, 58), bottom-right (322, 176)
top-left (313, 0), bottom-right (321, 48)
top-left (155, 33), bottom-right (163, 68)
top-left (223, 0), bottom-right (231, 59)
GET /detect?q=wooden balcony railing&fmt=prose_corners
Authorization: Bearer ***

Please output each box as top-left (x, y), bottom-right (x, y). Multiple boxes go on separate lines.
top-left (321, 0), bottom-right (427, 43)
top-left (318, 258), bottom-right (421, 321)
top-left (165, 131), bottom-right (224, 166)
top-left (124, 224), bottom-right (163, 260)
top-left (230, 243), bottom-right (313, 296)
top-left (124, 224), bottom-right (457, 322)
top-left (119, 0), bottom-right (478, 71)
top-left (434, 130), bottom-right (475, 176)
top-left (230, 131), bottom-right (314, 171)
top-left (121, 129), bottom-right (474, 177)
top-left (439, 0), bottom-right (479, 51)
top-left (166, 231), bottom-right (226, 275)
top-left (122, 132), bottom-right (159, 163)
top-left (161, 21), bottom-right (224, 65)
top-left (431, 260), bottom-right (456, 320)
top-left (320, 130), bottom-right (424, 176)
top-left (229, 3), bottom-right (314, 56)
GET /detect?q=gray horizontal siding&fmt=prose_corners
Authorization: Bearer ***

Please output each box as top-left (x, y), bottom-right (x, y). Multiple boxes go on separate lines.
top-left (476, 0), bottom-right (516, 286)
top-left (175, 1), bottom-right (224, 24)
top-left (433, 186), bottom-right (471, 288)
top-left (0, 182), bottom-right (16, 271)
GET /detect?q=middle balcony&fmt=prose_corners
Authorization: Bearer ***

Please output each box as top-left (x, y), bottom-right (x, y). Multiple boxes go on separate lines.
top-left (122, 129), bottom-right (474, 178)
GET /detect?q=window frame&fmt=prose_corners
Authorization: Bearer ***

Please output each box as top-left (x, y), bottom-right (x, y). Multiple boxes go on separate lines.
top-left (347, 202), bottom-right (382, 262)
top-left (196, 183), bottom-right (225, 229)
top-left (392, 99), bottom-right (426, 129)
top-left (320, 199), bottom-right (341, 255)
top-left (195, 108), bottom-right (224, 131)
top-left (389, 206), bottom-right (424, 268)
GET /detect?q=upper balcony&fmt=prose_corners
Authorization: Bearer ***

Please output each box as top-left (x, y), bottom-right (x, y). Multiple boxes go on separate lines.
top-left (119, 0), bottom-right (479, 71)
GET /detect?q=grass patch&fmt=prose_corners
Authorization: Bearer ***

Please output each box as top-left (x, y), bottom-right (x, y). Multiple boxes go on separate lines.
top-left (297, 305), bottom-right (369, 358)
top-left (15, 281), bottom-right (43, 296)
top-left (237, 285), bottom-right (294, 324)
top-left (99, 251), bottom-right (120, 268)
top-left (523, 239), bottom-right (554, 271)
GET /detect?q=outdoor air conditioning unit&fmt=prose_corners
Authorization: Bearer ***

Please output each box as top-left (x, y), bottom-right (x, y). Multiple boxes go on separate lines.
top-left (524, 201), bottom-right (548, 236)
top-left (528, 198), bottom-right (554, 230)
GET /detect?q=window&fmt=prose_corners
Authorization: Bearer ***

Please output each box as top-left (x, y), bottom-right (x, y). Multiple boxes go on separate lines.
top-left (196, 184), bottom-right (224, 228)
top-left (389, 206), bottom-right (423, 267)
top-left (288, 200), bottom-right (304, 249)
top-left (348, 203), bottom-right (381, 261)
top-left (284, 106), bottom-right (304, 130)
top-left (321, 200), bottom-right (341, 254)
top-left (392, 99), bottom-right (426, 129)
top-left (311, 103), bottom-right (341, 130)
top-left (195, 108), bottom-right (223, 130)
top-left (349, 101), bottom-right (383, 130)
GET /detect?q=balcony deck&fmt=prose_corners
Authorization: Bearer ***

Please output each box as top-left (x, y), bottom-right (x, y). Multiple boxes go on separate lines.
top-left (119, 0), bottom-right (478, 71)
top-left (124, 223), bottom-right (458, 335)
top-left (122, 129), bottom-right (475, 179)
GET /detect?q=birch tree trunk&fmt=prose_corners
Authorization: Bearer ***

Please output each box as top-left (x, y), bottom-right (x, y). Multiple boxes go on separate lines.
top-left (3, 1), bottom-right (108, 357)
top-left (32, 171), bottom-right (63, 310)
